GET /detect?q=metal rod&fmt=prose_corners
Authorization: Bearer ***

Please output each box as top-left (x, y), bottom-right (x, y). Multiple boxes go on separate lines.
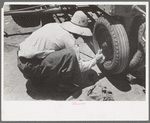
top-left (4, 7), bottom-right (67, 16)
top-left (79, 51), bottom-right (94, 59)
top-left (4, 5), bottom-right (97, 16)
top-left (54, 14), bottom-right (62, 23)
top-left (7, 5), bottom-right (47, 12)
top-left (4, 9), bottom-right (45, 15)
top-left (132, 5), bottom-right (146, 15)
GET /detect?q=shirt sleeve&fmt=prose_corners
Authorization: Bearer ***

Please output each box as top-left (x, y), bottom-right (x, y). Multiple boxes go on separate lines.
top-left (63, 33), bottom-right (97, 72)
top-left (71, 43), bottom-right (97, 72)
top-left (79, 58), bottom-right (97, 72)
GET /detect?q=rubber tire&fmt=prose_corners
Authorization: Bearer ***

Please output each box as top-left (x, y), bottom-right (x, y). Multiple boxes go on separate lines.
top-left (129, 17), bottom-right (145, 70)
top-left (138, 22), bottom-right (146, 53)
top-left (128, 16), bottom-right (144, 59)
top-left (129, 44), bottom-right (145, 71)
top-left (93, 16), bottom-right (130, 74)
top-left (9, 5), bottom-right (41, 27)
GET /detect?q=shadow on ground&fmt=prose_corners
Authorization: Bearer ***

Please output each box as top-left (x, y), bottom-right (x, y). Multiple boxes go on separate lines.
top-left (128, 69), bottom-right (146, 88)
top-left (26, 80), bottom-right (71, 100)
top-left (26, 69), bottom-right (105, 100)
top-left (130, 78), bottom-right (145, 88)
top-left (105, 73), bottom-right (131, 92)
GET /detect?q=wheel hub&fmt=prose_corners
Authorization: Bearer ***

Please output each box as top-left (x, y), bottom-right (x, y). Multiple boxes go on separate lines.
top-left (102, 42), bottom-right (108, 50)
top-left (97, 29), bottom-right (113, 61)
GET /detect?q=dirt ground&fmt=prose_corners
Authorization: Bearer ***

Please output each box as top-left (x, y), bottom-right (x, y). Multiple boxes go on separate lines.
top-left (3, 5), bottom-right (146, 101)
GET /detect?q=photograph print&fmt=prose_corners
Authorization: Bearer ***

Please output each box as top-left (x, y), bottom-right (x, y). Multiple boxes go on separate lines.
top-left (3, 2), bottom-right (147, 101)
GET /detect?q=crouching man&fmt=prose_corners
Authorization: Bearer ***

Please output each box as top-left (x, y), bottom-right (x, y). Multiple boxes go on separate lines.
top-left (17, 11), bottom-right (105, 93)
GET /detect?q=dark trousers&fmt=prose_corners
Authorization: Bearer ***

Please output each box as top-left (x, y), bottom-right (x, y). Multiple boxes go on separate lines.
top-left (17, 49), bottom-right (83, 86)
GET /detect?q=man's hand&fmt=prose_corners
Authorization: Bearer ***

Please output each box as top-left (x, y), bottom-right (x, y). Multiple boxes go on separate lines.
top-left (95, 49), bottom-right (105, 64)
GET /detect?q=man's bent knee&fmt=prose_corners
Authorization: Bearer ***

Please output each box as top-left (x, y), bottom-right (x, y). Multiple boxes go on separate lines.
top-left (61, 49), bottom-right (76, 59)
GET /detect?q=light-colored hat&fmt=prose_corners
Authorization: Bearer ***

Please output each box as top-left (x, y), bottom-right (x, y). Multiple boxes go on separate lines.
top-left (61, 11), bottom-right (92, 36)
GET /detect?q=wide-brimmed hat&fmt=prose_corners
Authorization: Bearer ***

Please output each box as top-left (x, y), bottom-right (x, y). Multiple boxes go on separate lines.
top-left (61, 11), bottom-right (92, 36)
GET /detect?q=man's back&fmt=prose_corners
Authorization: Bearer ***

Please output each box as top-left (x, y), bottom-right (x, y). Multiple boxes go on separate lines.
top-left (18, 23), bottom-right (75, 59)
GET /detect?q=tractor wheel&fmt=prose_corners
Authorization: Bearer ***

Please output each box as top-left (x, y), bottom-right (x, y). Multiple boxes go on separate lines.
top-left (138, 22), bottom-right (146, 53)
top-left (93, 16), bottom-right (130, 74)
top-left (9, 5), bottom-right (40, 27)
top-left (128, 17), bottom-right (145, 70)
top-left (129, 44), bottom-right (145, 70)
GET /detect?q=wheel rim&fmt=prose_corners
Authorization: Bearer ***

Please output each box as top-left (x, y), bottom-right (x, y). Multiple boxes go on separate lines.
top-left (95, 25), bottom-right (114, 62)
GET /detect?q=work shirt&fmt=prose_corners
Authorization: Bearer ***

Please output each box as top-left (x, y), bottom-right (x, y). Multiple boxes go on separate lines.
top-left (18, 23), bottom-right (96, 72)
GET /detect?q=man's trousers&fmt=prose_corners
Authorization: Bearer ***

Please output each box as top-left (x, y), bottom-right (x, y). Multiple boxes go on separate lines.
top-left (17, 49), bottom-right (83, 87)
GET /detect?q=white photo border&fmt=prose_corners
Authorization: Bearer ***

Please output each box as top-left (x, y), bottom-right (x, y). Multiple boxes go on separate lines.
top-left (1, 1), bottom-right (149, 121)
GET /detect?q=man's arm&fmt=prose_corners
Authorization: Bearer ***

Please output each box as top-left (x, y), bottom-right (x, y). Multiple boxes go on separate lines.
top-left (73, 44), bottom-right (105, 72)
top-left (79, 58), bottom-right (97, 72)
top-left (63, 34), bottom-right (105, 72)
top-left (78, 49), bottom-right (105, 72)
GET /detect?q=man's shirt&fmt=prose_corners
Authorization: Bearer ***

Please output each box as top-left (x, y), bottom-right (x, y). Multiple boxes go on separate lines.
top-left (18, 23), bottom-right (96, 72)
